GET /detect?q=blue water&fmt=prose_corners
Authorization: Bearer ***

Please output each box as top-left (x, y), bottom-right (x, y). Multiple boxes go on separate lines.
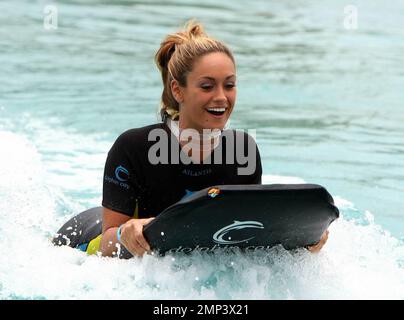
top-left (0, 0), bottom-right (403, 299)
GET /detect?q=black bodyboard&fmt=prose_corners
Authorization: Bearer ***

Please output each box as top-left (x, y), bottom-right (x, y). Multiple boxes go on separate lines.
top-left (144, 184), bottom-right (339, 254)
top-left (53, 184), bottom-right (339, 256)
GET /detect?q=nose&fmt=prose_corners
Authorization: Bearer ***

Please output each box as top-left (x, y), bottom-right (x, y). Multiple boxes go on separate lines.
top-left (213, 85), bottom-right (227, 103)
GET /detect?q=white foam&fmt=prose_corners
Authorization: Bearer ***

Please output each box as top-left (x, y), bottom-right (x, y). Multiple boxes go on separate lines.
top-left (0, 131), bottom-right (55, 233)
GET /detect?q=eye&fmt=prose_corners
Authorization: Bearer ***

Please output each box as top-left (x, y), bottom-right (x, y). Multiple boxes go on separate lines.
top-left (201, 84), bottom-right (213, 90)
top-left (225, 83), bottom-right (236, 89)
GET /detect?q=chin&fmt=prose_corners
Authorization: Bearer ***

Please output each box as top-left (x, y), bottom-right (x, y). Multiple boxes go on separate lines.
top-left (203, 121), bottom-right (226, 131)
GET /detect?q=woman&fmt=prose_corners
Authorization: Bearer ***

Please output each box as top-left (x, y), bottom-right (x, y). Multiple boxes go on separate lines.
top-left (99, 21), bottom-right (328, 258)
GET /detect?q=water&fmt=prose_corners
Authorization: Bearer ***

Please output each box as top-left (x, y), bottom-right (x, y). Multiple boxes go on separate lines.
top-left (1, 0), bottom-right (403, 299)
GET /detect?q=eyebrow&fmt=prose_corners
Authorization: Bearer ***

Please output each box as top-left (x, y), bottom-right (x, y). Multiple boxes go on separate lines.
top-left (199, 75), bottom-right (236, 81)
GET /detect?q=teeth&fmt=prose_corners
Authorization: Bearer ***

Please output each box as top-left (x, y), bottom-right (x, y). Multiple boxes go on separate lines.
top-left (207, 107), bottom-right (226, 112)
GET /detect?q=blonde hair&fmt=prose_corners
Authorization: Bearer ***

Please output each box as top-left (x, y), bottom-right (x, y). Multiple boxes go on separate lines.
top-left (154, 20), bottom-right (235, 121)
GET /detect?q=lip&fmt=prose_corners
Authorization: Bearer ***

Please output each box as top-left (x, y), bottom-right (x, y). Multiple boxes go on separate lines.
top-left (205, 108), bottom-right (228, 119)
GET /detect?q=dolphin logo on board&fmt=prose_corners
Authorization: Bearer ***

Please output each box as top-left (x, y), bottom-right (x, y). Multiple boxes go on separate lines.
top-left (212, 220), bottom-right (264, 245)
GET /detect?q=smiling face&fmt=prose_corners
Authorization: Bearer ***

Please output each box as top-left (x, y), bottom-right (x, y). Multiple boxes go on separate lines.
top-left (171, 52), bottom-right (237, 132)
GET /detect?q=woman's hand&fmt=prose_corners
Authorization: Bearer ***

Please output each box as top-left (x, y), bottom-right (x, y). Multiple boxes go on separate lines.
top-left (120, 217), bottom-right (155, 257)
top-left (307, 230), bottom-right (329, 253)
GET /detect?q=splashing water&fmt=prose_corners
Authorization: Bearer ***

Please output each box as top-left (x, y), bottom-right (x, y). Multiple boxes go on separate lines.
top-left (0, 129), bottom-right (403, 300)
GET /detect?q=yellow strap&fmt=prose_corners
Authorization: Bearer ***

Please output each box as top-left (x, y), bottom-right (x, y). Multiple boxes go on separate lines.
top-left (133, 200), bottom-right (139, 218)
top-left (86, 234), bottom-right (102, 255)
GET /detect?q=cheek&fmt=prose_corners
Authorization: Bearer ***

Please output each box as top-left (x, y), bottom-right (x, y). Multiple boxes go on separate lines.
top-left (229, 91), bottom-right (237, 106)
top-left (198, 91), bottom-right (213, 102)
top-left (192, 92), bottom-right (212, 108)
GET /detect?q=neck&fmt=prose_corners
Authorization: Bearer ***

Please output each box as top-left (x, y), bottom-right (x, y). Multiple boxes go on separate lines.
top-left (167, 118), bottom-right (225, 163)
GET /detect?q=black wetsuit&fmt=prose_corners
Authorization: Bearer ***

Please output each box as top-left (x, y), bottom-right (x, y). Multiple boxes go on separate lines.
top-left (102, 122), bottom-right (262, 218)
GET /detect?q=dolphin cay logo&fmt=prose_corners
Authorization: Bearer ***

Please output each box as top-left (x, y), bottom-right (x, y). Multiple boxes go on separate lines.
top-left (115, 165), bottom-right (129, 182)
top-left (212, 220), bottom-right (264, 245)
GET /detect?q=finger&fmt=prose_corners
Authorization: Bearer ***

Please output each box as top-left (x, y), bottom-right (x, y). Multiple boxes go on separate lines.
top-left (134, 239), bottom-right (149, 256)
top-left (307, 244), bottom-right (319, 253)
top-left (126, 241), bottom-right (145, 257)
top-left (309, 234), bottom-right (328, 252)
top-left (144, 217), bottom-right (155, 224)
top-left (122, 225), bottom-right (149, 256)
top-left (141, 218), bottom-right (154, 251)
top-left (132, 242), bottom-right (144, 257)
top-left (307, 239), bottom-right (323, 252)
top-left (320, 231), bottom-right (329, 245)
top-left (314, 230), bottom-right (329, 246)
top-left (135, 224), bottom-right (151, 251)
top-left (120, 229), bottom-right (143, 256)
top-left (309, 245), bottom-right (321, 253)
top-left (136, 234), bottom-right (151, 252)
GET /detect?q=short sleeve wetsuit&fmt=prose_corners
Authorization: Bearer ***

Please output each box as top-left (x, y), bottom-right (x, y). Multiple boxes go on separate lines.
top-left (102, 122), bottom-right (262, 218)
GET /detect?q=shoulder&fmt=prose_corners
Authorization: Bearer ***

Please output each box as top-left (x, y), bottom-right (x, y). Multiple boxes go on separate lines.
top-left (116, 123), bottom-right (166, 143)
top-left (111, 123), bottom-right (166, 150)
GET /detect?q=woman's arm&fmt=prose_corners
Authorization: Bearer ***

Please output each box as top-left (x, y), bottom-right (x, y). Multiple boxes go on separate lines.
top-left (100, 207), bottom-right (154, 257)
top-left (100, 207), bottom-right (130, 257)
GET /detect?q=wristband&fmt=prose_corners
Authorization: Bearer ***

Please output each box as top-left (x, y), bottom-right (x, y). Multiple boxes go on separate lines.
top-left (117, 225), bottom-right (123, 243)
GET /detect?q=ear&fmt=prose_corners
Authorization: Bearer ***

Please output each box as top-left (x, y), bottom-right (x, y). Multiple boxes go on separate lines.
top-left (170, 80), bottom-right (184, 103)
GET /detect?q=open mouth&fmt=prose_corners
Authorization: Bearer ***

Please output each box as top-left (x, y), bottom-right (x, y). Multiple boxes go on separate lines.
top-left (206, 107), bottom-right (226, 117)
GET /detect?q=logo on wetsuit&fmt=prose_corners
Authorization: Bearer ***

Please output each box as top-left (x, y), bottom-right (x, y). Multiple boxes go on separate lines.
top-left (115, 165), bottom-right (129, 182)
top-left (104, 165), bottom-right (130, 190)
